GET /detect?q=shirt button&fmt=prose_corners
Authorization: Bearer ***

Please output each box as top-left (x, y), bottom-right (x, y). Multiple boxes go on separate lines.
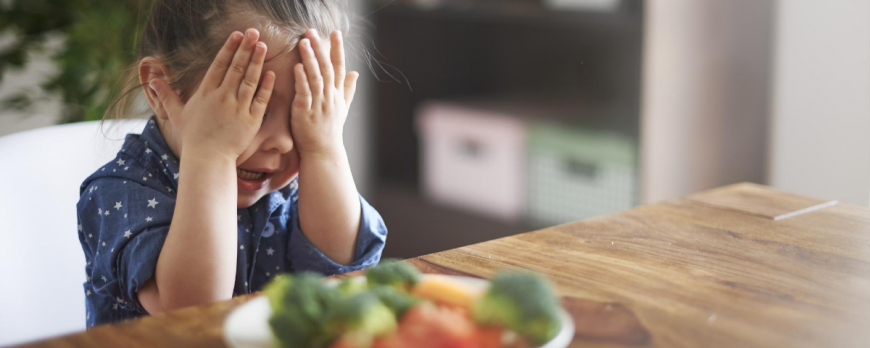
top-left (262, 221), bottom-right (276, 238)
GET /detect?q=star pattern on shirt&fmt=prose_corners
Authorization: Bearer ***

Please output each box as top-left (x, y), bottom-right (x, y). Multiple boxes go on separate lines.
top-left (86, 290), bottom-right (91, 296)
top-left (104, 210), bottom-right (110, 216)
top-left (77, 120), bottom-right (388, 324)
top-left (78, 224), bottom-right (83, 232)
top-left (102, 242), bottom-right (106, 247)
top-left (97, 207), bottom-right (102, 215)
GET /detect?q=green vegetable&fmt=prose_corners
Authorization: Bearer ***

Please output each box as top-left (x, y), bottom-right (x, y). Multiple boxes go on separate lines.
top-left (337, 277), bottom-right (368, 296)
top-left (265, 273), bottom-right (343, 348)
top-left (365, 259), bottom-right (421, 291)
top-left (368, 285), bottom-right (420, 318)
top-left (325, 292), bottom-right (397, 348)
top-left (474, 271), bottom-right (561, 345)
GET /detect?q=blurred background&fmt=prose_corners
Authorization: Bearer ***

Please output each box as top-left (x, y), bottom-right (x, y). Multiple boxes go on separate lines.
top-left (1, 0), bottom-right (869, 257)
top-left (0, 0), bottom-right (868, 344)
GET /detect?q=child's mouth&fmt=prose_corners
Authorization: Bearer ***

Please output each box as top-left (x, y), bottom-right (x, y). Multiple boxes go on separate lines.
top-left (237, 168), bottom-right (274, 191)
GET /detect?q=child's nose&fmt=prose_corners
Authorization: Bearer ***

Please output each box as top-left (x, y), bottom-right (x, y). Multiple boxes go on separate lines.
top-left (260, 124), bottom-right (294, 154)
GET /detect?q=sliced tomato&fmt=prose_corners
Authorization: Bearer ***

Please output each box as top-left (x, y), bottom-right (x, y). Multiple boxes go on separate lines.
top-left (372, 303), bottom-right (493, 348)
top-left (328, 339), bottom-right (359, 348)
top-left (475, 327), bottom-right (504, 348)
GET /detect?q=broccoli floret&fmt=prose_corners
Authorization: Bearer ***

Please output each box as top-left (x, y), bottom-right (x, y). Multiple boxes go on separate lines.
top-left (365, 259), bottom-right (421, 291)
top-left (473, 271), bottom-right (561, 345)
top-left (325, 292), bottom-right (397, 348)
top-left (337, 277), bottom-right (368, 296)
top-left (368, 285), bottom-right (420, 318)
top-left (266, 273), bottom-right (343, 348)
top-left (264, 274), bottom-right (293, 309)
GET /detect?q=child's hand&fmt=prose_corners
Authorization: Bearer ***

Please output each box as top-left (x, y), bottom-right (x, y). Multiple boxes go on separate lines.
top-left (291, 29), bottom-right (360, 159)
top-left (148, 29), bottom-right (276, 161)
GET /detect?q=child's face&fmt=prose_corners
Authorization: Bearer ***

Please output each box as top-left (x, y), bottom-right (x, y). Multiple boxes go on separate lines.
top-left (232, 43), bottom-right (306, 208)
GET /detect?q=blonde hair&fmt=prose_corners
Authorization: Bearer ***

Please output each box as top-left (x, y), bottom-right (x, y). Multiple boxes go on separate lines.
top-left (104, 0), bottom-right (354, 121)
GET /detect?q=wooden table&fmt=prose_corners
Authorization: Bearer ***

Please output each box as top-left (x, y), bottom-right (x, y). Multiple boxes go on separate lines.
top-left (18, 183), bottom-right (870, 348)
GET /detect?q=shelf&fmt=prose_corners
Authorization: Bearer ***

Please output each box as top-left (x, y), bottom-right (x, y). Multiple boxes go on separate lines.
top-left (365, 0), bottom-right (643, 26)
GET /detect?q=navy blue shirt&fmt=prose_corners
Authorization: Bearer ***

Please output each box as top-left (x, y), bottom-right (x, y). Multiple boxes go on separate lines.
top-left (76, 118), bottom-right (387, 327)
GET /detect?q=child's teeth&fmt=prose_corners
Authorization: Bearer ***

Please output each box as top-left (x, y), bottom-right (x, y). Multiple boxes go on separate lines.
top-left (237, 168), bottom-right (264, 180)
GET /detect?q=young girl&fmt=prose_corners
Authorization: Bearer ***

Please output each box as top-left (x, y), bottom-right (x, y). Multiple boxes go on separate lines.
top-left (76, 0), bottom-right (386, 327)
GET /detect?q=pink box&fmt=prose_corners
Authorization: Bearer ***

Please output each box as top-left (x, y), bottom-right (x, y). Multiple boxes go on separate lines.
top-left (417, 102), bottom-right (527, 221)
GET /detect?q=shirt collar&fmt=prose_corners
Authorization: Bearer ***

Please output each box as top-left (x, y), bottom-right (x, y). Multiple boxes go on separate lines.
top-left (138, 116), bottom-right (181, 185)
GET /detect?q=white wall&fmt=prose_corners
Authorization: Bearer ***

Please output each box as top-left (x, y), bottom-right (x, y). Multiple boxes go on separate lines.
top-left (343, 2), bottom-right (374, 197)
top-left (642, 0), bottom-right (774, 203)
top-left (769, 0), bottom-right (870, 206)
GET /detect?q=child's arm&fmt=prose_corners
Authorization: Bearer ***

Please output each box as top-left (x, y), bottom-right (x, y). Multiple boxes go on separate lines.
top-left (291, 29), bottom-right (362, 265)
top-left (138, 29), bottom-right (276, 313)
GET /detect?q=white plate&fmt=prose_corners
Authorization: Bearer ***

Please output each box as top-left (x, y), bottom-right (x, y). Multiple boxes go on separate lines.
top-left (223, 275), bottom-right (575, 348)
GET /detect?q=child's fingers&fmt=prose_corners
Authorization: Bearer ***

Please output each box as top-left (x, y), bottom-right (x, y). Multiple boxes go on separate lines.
top-left (221, 28), bottom-right (259, 91)
top-left (251, 71), bottom-right (275, 119)
top-left (299, 38), bottom-right (323, 102)
top-left (202, 31), bottom-right (244, 88)
top-left (148, 78), bottom-right (183, 119)
top-left (293, 63), bottom-right (312, 111)
top-left (238, 42), bottom-right (268, 107)
top-left (330, 30), bottom-right (346, 92)
top-left (307, 29), bottom-right (335, 100)
top-left (344, 71), bottom-right (359, 106)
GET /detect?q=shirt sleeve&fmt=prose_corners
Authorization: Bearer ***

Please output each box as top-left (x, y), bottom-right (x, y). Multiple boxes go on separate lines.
top-left (78, 177), bottom-right (174, 313)
top-left (287, 194), bottom-right (387, 275)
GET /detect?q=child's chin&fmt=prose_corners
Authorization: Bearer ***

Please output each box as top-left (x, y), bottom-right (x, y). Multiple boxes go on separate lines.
top-left (236, 193), bottom-right (261, 209)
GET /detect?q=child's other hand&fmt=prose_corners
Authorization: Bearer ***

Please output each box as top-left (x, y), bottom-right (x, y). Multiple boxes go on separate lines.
top-left (148, 29), bottom-right (276, 161)
top-left (291, 29), bottom-right (359, 159)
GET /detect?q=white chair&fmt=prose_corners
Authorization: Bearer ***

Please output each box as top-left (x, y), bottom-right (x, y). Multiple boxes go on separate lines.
top-left (0, 119), bottom-right (148, 346)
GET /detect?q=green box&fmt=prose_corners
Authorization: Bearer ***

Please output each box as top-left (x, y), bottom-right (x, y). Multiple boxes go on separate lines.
top-left (527, 122), bottom-right (637, 227)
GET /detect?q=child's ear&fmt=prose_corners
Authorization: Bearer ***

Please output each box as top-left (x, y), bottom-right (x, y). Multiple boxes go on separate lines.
top-left (139, 57), bottom-right (173, 121)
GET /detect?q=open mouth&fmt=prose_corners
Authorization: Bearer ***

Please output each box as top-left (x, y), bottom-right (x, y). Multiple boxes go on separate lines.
top-left (237, 168), bottom-right (267, 181)
top-left (236, 168), bottom-right (275, 191)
